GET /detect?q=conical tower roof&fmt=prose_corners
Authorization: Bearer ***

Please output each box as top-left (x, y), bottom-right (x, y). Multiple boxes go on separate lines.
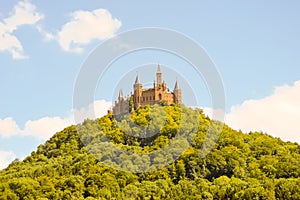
top-left (174, 79), bottom-right (180, 90)
top-left (118, 89), bottom-right (124, 99)
top-left (135, 74), bottom-right (140, 84)
top-left (157, 64), bottom-right (161, 73)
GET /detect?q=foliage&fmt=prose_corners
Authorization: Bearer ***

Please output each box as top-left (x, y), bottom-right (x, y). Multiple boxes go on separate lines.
top-left (0, 105), bottom-right (300, 199)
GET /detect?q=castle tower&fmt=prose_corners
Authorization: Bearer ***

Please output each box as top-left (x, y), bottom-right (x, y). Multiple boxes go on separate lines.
top-left (156, 64), bottom-right (162, 86)
top-left (133, 74), bottom-right (142, 109)
top-left (173, 79), bottom-right (182, 104)
top-left (114, 66), bottom-right (183, 115)
top-left (118, 89), bottom-right (124, 101)
top-left (162, 81), bottom-right (167, 91)
top-left (113, 89), bottom-right (126, 115)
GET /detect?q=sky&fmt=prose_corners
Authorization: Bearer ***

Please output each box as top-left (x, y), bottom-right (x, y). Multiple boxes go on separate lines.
top-left (1, 0), bottom-right (300, 169)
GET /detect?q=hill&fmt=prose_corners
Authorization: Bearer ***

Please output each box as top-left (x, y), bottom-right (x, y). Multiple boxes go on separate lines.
top-left (1, 105), bottom-right (300, 199)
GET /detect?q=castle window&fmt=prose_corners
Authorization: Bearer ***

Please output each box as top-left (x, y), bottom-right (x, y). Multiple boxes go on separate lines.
top-left (146, 96), bottom-right (148, 101)
top-left (159, 94), bottom-right (162, 100)
top-left (153, 96), bottom-right (155, 100)
top-left (143, 97), bottom-right (145, 102)
top-left (150, 96), bottom-right (152, 100)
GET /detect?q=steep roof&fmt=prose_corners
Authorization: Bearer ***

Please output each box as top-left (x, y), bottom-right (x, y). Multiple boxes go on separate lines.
top-left (135, 74), bottom-right (140, 84)
top-left (118, 89), bottom-right (124, 99)
top-left (174, 79), bottom-right (180, 90)
top-left (157, 64), bottom-right (161, 73)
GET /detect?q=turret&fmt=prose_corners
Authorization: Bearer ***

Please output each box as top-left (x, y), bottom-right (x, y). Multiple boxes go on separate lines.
top-left (118, 89), bottom-right (124, 101)
top-left (162, 81), bottom-right (167, 91)
top-left (133, 74), bottom-right (142, 91)
top-left (173, 79), bottom-right (182, 104)
top-left (133, 74), bottom-right (142, 109)
top-left (156, 64), bottom-right (162, 86)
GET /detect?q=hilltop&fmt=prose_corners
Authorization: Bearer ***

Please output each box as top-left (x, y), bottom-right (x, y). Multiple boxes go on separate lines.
top-left (0, 105), bottom-right (300, 199)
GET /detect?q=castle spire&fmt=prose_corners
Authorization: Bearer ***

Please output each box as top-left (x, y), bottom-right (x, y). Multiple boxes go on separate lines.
top-left (135, 74), bottom-right (140, 84)
top-left (173, 79), bottom-right (182, 104)
top-left (118, 89), bottom-right (124, 100)
top-left (174, 79), bottom-right (180, 90)
top-left (157, 64), bottom-right (161, 73)
top-left (156, 64), bottom-right (162, 85)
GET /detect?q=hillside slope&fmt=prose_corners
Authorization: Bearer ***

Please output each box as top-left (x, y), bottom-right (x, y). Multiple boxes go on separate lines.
top-left (1, 105), bottom-right (300, 199)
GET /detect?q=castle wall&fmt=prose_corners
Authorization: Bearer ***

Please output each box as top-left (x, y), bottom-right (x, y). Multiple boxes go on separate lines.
top-left (113, 99), bottom-right (129, 115)
top-left (113, 66), bottom-right (182, 114)
top-left (138, 88), bottom-right (176, 107)
top-left (139, 89), bottom-right (156, 106)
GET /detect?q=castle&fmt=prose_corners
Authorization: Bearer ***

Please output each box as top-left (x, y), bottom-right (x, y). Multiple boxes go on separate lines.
top-left (113, 65), bottom-right (182, 115)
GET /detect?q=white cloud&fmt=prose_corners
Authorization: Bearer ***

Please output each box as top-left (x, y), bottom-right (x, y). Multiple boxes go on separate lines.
top-left (0, 100), bottom-right (112, 140)
top-left (0, 117), bottom-right (19, 137)
top-left (36, 25), bottom-right (55, 41)
top-left (44, 9), bottom-right (121, 53)
top-left (225, 80), bottom-right (300, 143)
top-left (0, 151), bottom-right (16, 170)
top-left (0, 0), bottom-right (44, 59)
top-left (73, 100), bottom-right (112, 123)
top-left (0, 100), bottom-right (112, 170)
top-left (0, 116), bottom-right (72, 140)
top-left (24, 117), bottom-right (73, 140)
top-left (202, 107), bottom-right (226, 122)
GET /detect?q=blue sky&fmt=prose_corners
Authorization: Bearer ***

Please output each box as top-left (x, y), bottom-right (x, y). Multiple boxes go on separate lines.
top-left (1, 0), bottom-right (300, 169)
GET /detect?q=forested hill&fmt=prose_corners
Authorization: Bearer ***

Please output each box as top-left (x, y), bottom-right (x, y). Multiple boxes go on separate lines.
top-left (1, 105), bottom-right (300, 199)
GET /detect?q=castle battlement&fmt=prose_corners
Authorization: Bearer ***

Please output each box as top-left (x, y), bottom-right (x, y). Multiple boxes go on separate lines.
top-left (113, 65), bottom-right (182, 115)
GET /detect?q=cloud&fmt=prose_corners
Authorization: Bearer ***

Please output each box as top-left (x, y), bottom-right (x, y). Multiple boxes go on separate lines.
top-left (24, 117), bottom-right (73, 140)
top-left (0, 117), bottom-right (20, 137)
top-left (0, 100), bottom-right (112, 140)
top-left (202, 107), bottom-right (226, 122)
top-left (225, 80), bottom-right (300, 143)
top-left (0, 0), bottom-right (44, 59)
top-left (73, 100), bottom-right (112, 123)
top-left (36, 25), bottom-right (55, 41)
top-left (0, 151), bottom-right (16, 170)
top-left (0, 100), bottom-right (112, 169)
top-left (0, 116), bottom-right (72, 140)
top-left (42, 9), bottom-right (121, 53)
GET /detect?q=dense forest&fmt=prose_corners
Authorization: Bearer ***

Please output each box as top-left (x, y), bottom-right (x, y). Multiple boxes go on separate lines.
top-left (1, 104), bottom-right (300, 199)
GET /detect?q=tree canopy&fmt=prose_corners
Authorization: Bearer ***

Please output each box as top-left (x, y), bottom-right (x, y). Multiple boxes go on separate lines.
top-left (1, 104), bottom-right (300, 199)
